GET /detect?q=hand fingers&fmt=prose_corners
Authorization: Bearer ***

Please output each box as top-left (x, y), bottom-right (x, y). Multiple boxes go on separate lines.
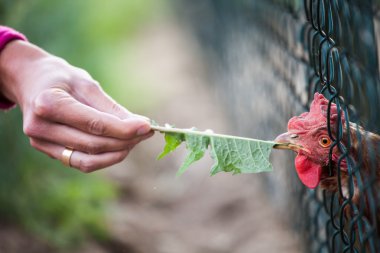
top-left (73, 81), bottom-right (131, 120)
top-left (33, 88), bottom-right (152, 139)
top-left (30, 138), bottom-right (130, 173)
top-left (24, 117), bottom-right (153, 154)
top-left (72, 80), bottom-right (151, 123)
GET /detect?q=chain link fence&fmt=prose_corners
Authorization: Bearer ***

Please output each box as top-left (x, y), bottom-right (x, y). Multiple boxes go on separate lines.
top-left (179, 0), bottom-right (380, 252)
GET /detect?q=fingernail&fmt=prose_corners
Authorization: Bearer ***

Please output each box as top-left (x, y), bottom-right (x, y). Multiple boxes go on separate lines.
top-left (137, 124), bottom-right (151, 136)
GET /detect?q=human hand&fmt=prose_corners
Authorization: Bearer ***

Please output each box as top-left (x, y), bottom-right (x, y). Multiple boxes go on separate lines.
top-left (0, 40), bottom-right (153, 172)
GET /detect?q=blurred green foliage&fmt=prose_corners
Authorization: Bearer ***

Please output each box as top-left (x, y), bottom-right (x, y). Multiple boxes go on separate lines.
top-left (0, 109), bottom-right (115, 248)
top-left (4, 0), bottom-right (168, 111)
top-left (0, 0), bottom-right (168, 249)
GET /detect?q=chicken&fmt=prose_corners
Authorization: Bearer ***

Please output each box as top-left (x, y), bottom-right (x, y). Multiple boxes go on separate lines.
top-left (274, 93), bottom-right (380, 202)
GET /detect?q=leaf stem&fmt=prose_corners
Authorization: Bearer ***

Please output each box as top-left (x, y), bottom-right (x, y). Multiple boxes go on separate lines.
top-left (151, 125), bottom-right (276, 145)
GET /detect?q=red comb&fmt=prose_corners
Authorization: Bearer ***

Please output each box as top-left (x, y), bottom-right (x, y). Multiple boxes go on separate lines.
top-left (288, 93), bottom-right (344, 131)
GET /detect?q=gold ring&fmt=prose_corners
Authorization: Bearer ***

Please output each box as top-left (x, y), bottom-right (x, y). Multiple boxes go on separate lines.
top-left (61, 147), bottom-right (74, 167)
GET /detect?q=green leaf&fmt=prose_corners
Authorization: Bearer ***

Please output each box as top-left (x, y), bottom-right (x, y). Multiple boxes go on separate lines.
top-left (157, 133), bottom-right (184, 160)
top-left (209, 136), bottom-right (274, 175)
top-left (152, 124), bottom-right (276, 176)
top-left (177, 134), bottom-right (209, 176)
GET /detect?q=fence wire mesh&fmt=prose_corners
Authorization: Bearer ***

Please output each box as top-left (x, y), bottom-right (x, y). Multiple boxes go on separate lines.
top-left (300, 0), bottom-right (380, 252)
top-left (180, 0), bottom-right (380, 252)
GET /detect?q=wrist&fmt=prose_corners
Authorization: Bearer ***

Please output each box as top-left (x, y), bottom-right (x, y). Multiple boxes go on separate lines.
top-left (0, 40), bottom-right (50, 106)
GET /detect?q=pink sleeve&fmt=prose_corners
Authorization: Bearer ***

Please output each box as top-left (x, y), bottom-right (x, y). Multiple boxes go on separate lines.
top-left (0, 26), bottom-right (27, 110)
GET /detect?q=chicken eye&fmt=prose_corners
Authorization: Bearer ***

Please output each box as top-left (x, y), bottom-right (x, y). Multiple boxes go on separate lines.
top-left (319, 136), bottom-right (331, 148)
top-left (290, 133), bottom-right (298, 139)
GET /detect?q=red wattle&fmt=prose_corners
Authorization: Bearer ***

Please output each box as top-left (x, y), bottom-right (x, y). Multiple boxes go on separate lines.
top-left (294, 154), bottom-right (322, 189)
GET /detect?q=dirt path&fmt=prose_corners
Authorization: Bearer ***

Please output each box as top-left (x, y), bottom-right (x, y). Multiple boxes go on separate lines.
top-left (102, 18), bottom-right (302, 253)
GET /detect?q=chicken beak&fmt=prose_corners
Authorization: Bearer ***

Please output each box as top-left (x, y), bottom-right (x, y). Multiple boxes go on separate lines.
top-left (273, 132), bottom-right (305, 153)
